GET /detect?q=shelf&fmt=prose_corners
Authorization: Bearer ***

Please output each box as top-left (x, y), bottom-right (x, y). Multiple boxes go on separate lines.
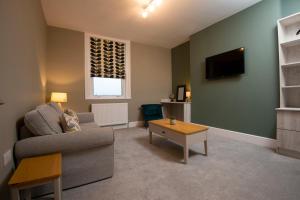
top-left (278, 12), bottom-right (300, 26)
top-left (161, 101), bottom-right (191, 104)
top-left (282, 85), bottom-right (300, 89)
top-left (280, 38), bottom-right (300, 47)
top-left (276, 107), bottom-right (300, 112)
top-left (282, 62), bottom-right (300, 69)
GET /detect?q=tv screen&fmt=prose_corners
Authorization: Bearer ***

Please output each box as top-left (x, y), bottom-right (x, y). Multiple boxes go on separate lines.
top-left (206, 48), bottom-right (245, 79)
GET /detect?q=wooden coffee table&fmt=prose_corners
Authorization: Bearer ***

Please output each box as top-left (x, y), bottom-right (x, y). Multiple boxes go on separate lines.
top-left (149, 119), bottom-right (209, 163)
top-left (9, 153), bottom-right (62, 200)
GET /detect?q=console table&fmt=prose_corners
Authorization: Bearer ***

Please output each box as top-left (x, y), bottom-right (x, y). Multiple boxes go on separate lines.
top-left (161, 101), bottom-right (191, 122)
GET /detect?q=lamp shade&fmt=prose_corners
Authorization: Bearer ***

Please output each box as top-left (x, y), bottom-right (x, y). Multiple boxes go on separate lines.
top-left (51, 92), bottom-right (67, 103)
top-left (186, 91), bottom-right (191, 98)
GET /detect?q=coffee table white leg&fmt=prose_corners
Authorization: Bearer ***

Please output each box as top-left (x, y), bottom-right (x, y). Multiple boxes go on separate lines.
top-left (54, 177), bottom-right (62, 200)
top-left (184, 140), bottom-right (189, 164)
top-left (149, 130), bottom-right (152, 144)
top-left (204, 140), bottom-right (208, 156)
top-left (24, 189), bottom-right (31, 200)
top-left (10, 187), bottom-right (20, 200)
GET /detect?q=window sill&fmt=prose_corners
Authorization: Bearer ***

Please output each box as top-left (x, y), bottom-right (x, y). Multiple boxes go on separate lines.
top-left (85, 96), bottom-right (132, 100)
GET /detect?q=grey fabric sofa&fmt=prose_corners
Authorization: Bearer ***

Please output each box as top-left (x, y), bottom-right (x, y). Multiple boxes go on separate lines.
top-left (14, 103), bottom-right (114, 197)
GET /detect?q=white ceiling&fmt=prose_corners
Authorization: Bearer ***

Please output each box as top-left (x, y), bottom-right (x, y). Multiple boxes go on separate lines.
top-left (41, 0), bottom-right (262, 48)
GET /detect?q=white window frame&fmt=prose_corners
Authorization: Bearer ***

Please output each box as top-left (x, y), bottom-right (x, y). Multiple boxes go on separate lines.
top-left (84, 33), bottom-right (131, 99)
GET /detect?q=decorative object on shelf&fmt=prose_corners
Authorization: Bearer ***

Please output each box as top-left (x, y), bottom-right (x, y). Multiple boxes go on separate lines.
top-left (0, 99), bottom-right (4, 105)
top-left (169, 116), bottom-right (176, 125)
top-left (297, 29), bottom-right (300, 35)
top-left (169, 93), bottom-right (175, 102)
top-left (161, 101), bottom-right (191, 123)
top-left (176, 85), bottom-right (186, 102)
top-left (186, 91), bottom-right (191, 102)
top-left (51, 92), bottom-right (68, 109)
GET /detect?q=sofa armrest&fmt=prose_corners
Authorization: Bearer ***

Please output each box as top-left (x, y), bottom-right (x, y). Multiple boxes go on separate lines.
top-left (77, 112), bottom-right (94, 123)
top-left (14, 127), bottom-right (114, 161)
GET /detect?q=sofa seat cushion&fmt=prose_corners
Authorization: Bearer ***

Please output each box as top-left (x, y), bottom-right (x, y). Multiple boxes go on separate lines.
top-left (25, 104), bottom-right (63, 136)
top-left (15, 127), bottom-right (114, 160)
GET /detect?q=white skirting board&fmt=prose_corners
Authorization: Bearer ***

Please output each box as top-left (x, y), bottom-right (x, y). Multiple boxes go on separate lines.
top-left (208, 126), bottom-right (277, 149)
top-left (128, 121), bottom-right (276, 149)
top-left (128, 121), bottom-right (144, 128)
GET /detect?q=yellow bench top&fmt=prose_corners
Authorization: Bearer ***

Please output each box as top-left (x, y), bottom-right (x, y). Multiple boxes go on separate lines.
top-left (149, 119), bottom-right (209, 135)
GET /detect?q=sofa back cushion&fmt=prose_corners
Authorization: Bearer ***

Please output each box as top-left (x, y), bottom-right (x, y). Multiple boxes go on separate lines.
top-left (24, 104), bottom-right (63, 136)
top-left (48, 102), bottom-right (63, 115)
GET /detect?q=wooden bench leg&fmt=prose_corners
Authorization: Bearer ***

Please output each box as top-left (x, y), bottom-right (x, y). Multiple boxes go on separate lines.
top-left (204, 140), bottom-right (208, 156)
top-left (149, 130), bottom-right (152, 144)
top-left (184, 144), bottom-right (189, 164)
top-left (54, 177), bottom-right (62, 200)
top-left (10, 188), bottom-right (20, 200)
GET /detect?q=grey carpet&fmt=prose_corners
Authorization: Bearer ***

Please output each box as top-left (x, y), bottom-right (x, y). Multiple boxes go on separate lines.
top-left (49, 127), bottom-right (300, 200)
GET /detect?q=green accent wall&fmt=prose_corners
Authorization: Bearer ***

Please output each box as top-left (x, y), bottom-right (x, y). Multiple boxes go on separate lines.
top-left (171, 41), bottom-right (190, 93)
top-left (281, 0), bottom-right (300, 17)
top-left (189, 0), bottom-right (282, 139)
top-left (171, 0), bottom-right (300, 139)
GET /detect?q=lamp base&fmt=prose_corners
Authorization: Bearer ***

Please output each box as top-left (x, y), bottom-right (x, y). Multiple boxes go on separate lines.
top-left (57, 102), bottom-right (63, 111)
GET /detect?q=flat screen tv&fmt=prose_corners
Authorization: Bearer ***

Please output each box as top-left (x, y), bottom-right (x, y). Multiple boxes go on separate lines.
top-left (206, 47), bottom-right (245, 79)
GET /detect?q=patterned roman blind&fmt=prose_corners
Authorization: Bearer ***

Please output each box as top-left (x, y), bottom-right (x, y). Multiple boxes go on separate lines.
top-left (90, 36), bottom-right (126, 79)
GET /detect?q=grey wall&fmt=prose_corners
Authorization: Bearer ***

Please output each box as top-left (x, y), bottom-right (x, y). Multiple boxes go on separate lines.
top-left (189, 0), bottom-right (281, 139)
top-left (171, 41), bottom-right (190, 93)
top-left (129, 42), bottom-right (172, 121)
top-left (46, 26), bottom-right (172, 122)
top-left (0, 0), bottom-right (47, 198)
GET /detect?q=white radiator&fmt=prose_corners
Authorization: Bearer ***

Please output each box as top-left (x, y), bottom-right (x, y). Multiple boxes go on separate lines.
top-left (92, 103), bottom-right (128, 127)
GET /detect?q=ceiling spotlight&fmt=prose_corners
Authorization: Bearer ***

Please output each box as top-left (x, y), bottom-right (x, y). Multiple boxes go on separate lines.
top-left (148, 4), bottom-right (155, 12)
top-left (141, 0), bottom-right (163, 18)
top-left (142, 11), bottom-right (148, 18)
top-left (153, 0), bottom-right (162, 6)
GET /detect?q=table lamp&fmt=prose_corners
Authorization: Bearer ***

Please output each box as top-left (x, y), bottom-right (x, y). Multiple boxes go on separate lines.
top-left (50, 92), bottom-right (67, 109)
top-left (186, 91), bottom-right (191, 102)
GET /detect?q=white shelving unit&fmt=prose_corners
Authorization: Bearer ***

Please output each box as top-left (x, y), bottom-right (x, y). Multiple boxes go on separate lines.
top-left (160, 100), bottom-right (191, 123)
top-left (276, 12), bottom-right (300, 158)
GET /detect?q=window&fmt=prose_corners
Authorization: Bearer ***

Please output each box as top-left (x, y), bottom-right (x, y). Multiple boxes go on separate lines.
top-left (93, 77), bottom-right (123, 96)
top-left (84, 33), bottom-right (131, 99)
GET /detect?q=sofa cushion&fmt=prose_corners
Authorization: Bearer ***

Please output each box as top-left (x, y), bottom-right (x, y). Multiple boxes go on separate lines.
top-left (64, 108), bottom-right (79, 123)
top-left (61, 113), bottom-right (81, 133)
top-left (24, 104), bottom-right (63, 136)
top-left (15, 127), bottom-right (114, 160)
top-left (48, 102), bottom-right (63, 114)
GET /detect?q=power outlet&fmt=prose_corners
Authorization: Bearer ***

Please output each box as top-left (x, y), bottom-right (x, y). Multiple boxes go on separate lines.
top-left (3, 149), bottom-right (12, 166)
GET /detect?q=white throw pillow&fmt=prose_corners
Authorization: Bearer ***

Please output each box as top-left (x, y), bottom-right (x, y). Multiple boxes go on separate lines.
top-left (61, 113), bottom-right (81, 133)
top-left (64, 108), bottom-right (79, 123)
